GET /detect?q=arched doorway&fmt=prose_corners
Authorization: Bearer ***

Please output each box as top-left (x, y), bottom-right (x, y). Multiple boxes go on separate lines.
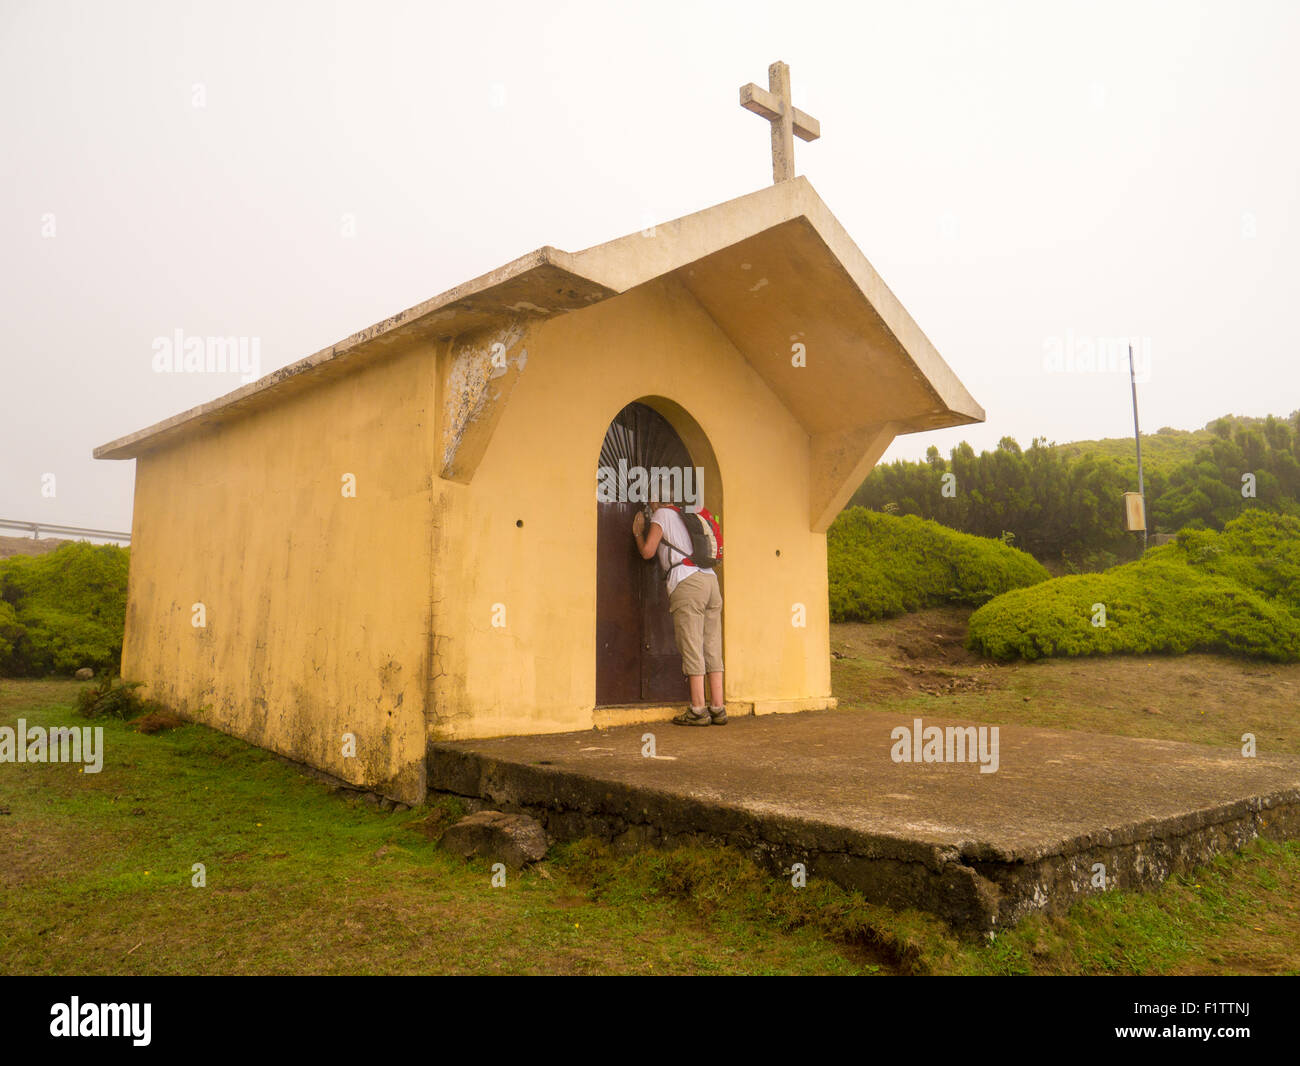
top-left (595, 401), bottom-right (711, 705)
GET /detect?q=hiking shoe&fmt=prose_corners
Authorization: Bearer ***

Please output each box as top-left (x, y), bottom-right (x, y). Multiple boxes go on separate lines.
top-left (709, 706), bottom-right (728, 725)
top-left (672, 707), bottom-right (712, 727)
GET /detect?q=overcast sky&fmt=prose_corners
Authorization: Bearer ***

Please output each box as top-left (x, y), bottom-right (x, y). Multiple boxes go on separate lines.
top-left (3, 0), bottom-right (1297, 532)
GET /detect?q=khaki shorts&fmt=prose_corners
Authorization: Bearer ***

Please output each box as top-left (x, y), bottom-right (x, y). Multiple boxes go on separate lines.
top-left (668, 572), bottom-right (723, 676)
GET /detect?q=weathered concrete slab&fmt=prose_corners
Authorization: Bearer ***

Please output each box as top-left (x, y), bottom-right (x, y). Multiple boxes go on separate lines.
top-left (428, 708), bottom-right (1300, 932)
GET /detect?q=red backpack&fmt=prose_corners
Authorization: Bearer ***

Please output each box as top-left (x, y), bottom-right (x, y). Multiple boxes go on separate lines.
top-left (658, 506), bottom-right (723, 571)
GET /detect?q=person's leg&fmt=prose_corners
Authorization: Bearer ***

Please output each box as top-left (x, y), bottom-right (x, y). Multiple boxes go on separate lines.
top-left (703, 578), bottom-right (725, 723)
top-left (669, 576), bottom-right (710, 725)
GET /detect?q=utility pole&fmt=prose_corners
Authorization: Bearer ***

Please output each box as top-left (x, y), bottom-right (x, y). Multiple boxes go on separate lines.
top-left (1129, 342), bottom-right (1147, 554)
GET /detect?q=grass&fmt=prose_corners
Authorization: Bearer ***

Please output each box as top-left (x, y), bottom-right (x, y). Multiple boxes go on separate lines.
top-left (0, 679), bottom-right (884, 976)
top-left (949, 840), bottom-right (1300, 975)
top-left (4, 670), bottom-right (1299, 976)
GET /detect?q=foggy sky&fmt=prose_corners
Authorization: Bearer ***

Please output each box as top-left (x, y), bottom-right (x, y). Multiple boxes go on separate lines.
top-left (3, 0), bottom-right (1297, 531)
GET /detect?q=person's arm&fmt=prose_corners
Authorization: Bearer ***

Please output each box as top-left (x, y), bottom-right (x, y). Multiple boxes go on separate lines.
top-left (632, 510), bottom-right (664, 560)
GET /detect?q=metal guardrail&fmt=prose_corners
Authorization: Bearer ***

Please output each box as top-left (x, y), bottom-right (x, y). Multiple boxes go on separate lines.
top-left (0, 519), bottom-right (131, 545)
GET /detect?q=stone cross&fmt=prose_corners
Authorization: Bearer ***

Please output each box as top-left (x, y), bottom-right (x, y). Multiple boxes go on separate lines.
top-left (739, 61), bottom-right (821, 184)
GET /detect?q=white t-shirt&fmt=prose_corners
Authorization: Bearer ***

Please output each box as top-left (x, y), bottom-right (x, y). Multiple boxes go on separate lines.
top-left (651, 507), bottom-right (718, 596)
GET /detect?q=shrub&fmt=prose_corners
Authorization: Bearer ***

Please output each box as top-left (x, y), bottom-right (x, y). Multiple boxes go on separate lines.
top-left (0, 542), bottom-right (128, 676)
top-left (1172, 510), bottom-right (1300, 614)
top-left (0, 600), bottom-right (22, 666)
top-left (967, 513), bottom-right (1300, 662)
top-left (827, 508), bottom-right (1051, 622)
top-left (76, 676), bottom-right (155, 720)
top-left (134, 710), bottom-right (187, 734)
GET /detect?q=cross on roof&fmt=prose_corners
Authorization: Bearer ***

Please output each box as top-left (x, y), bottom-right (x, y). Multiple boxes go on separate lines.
top-left (739, 61), bottom-right (821, 184)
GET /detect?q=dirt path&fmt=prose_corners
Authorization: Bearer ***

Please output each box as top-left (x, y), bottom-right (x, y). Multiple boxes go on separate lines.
top-left (832, 608), bottom-right (1300, 754)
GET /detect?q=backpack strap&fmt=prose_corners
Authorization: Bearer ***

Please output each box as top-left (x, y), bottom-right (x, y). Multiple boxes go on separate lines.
top-left (650, 509), bottom-right (695, 573)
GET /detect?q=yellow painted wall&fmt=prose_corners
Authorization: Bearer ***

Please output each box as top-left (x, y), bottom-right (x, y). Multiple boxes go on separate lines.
top-left (123, 346), bottom-right (436, 803)
top-left (123, 275), bottom-right (836, 796)
top-left (430, 275), bottom-right (832, 740)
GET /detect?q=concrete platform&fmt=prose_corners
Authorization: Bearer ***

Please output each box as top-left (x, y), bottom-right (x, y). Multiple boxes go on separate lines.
top-left (427, 708), bottom-right (1300, 931)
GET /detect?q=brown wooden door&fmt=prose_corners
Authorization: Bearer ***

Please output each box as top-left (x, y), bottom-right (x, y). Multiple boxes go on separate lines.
top-left (595, 402), bottom-right (695, 705)
top-left (595, 499), bottom-right (645, 705)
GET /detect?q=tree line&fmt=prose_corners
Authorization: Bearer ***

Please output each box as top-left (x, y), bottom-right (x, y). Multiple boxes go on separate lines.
top-left (848, 412), bottom-right (1300, 569)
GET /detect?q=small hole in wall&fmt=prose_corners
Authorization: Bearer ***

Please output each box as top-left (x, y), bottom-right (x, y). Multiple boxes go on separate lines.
top-left (516, 519), bottom-right (524, 528)
top-left (775, 549), bottom-right (781, 557)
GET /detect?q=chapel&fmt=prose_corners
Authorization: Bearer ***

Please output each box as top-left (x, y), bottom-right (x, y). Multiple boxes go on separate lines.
top-left (96, 64), bottom-right (983, 802)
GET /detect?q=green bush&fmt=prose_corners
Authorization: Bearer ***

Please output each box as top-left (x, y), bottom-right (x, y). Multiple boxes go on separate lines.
top-left (0, 543), bottom-right (129, 676)
top-left (827, 508), bottom-right (1051, 622)
top-left (0, 600), bottom-right (23, 664)
top-left (967, 512), bottom-right (1300, 662)
top-left (1173, 510), bottom-right (1300, 613)
top-left (76, 676), bottom-right (153, 719)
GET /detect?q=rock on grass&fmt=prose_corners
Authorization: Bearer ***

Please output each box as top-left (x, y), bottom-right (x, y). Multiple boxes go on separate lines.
top-left (439, 811), bottom-right (548, 869)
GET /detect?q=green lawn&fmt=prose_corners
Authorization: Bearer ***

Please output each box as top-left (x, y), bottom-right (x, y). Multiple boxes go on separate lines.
top-left (3, 678), bottom-right (1299, 975)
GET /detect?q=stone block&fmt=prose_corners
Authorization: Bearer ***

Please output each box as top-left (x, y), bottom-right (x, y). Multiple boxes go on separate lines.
top-left (439, 810), bottom-right (549, 869)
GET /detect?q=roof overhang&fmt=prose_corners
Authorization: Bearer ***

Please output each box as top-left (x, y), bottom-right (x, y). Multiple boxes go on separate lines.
top-left (95, 177), bottom-right (984, 531)
top-left (567, 177), bottom-right (983, 439)
top-left (93, 249), bottom-right (617, 460)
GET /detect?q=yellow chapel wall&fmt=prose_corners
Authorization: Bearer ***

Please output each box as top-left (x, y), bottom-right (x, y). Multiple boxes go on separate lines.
top-left (121, 344), bottom-right (437, 804)
top-left (430, 275), bottom-right (833, 740)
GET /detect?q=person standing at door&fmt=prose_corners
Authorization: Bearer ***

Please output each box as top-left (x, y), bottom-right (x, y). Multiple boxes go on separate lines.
top-left (632, 503), bottom-right (725, 726)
